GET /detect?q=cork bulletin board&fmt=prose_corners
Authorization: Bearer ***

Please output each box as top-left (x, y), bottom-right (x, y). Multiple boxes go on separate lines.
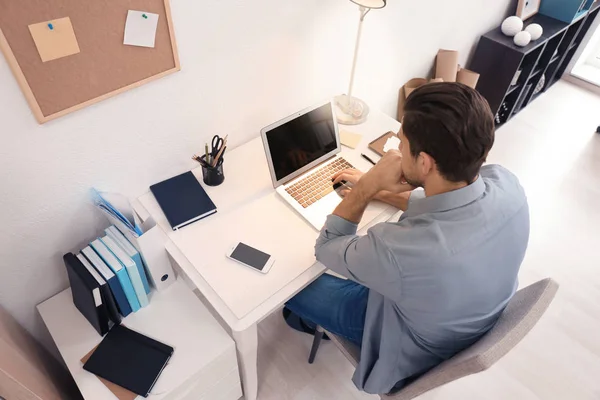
top-left (0, 0), bottom-right (180, 123)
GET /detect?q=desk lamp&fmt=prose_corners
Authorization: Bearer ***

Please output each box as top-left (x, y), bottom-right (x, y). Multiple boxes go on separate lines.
top-left (335, 0), bottom-right (387, 125)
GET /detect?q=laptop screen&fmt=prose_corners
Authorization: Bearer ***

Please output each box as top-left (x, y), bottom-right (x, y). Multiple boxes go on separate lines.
top-left (265, 103), bottom-right (338, 182)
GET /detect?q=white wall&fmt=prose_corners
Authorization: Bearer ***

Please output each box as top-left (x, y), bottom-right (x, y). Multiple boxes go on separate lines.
top-left (567, 12), bottom-right (600, 92)
top-left (0, 0), bottom-right (513, 352)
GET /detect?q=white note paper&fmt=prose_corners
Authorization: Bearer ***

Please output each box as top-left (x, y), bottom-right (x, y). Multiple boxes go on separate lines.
top-left (383, 136), bottom-right (401, 153)
top-left (123, 10), bottom-right (159, 48)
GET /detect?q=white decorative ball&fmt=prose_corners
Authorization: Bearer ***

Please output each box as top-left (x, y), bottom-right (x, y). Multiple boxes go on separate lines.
top-left (525, 23), bottom-right (544, 40)
top-left (501, 16), bottom-right (524, 37)
top-left (514, 31), bottom-right (532, 47)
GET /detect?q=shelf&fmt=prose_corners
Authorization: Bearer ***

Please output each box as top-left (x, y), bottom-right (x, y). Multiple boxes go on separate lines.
top-left (530, 92), bottom-right (542, 103)
top-left (529, 69), bottom-right (543, 80)
top-left (507, 84), bottom-right (521, 95)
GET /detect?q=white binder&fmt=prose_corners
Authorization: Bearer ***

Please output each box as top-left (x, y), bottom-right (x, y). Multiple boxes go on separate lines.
top-left (102, 211), bottom-right (175, 292)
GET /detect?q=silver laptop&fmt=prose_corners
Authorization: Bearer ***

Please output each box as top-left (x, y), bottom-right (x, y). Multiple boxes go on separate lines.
top-left (261, 100), bottom-right (355, 230)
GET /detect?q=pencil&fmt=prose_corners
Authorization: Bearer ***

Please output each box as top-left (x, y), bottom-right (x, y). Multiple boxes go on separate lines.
top-left (211, 135), bottom-right (229, 167)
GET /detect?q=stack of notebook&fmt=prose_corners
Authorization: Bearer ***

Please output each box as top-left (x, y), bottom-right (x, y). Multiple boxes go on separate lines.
top-left (64, 226), bottom-right (152, 336)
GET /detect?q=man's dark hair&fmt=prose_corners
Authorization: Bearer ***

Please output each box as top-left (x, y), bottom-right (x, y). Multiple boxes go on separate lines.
top-left (402, 82), bottom-right (495, 183)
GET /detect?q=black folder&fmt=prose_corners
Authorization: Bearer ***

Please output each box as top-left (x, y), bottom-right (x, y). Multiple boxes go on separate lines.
top-left (83, 324), bottom-right (174, 397)
top-left (150, 171), bottom-right (217, 230)
top-left (64, 253), bottom-right (111, 336)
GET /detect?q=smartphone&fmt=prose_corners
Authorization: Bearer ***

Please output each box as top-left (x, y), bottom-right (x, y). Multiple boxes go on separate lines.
top-left (226, 242), bottom-right (275, 274)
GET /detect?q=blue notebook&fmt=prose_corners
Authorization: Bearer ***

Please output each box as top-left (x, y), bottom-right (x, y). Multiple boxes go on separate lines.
top-left (150, 171), bottom-right (217, 230)
top-left (105, 226), bottom-right (151, 294)
top-left (101, 236), bottom-right (149, 308)
top-left (82, 246), bottom-right (132, 318)
top-left (90, 239), bottom-right (141, 313)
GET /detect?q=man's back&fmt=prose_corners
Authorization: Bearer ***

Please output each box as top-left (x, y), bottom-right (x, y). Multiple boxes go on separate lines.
top-left (314, 164), bottom-right (529, 394)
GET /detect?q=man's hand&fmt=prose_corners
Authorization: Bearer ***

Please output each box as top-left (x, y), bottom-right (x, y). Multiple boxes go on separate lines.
top-left (331, 152), bottom-right (415, 223)
top-left (358, 150), bottom-right (414, 196)
top-left (332, 169), bottom-right (363, 186)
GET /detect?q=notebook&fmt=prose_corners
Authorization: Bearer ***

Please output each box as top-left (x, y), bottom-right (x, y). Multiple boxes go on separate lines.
top-left (101, 236), bottom-right (149, 308)
top-left (150, 171), bottom-right (217, 230)
top-left (77, 254), bottom-right (121, 325)
top-left (91, 239), bottom-right (141, 313)
top-left (83, 324), bottom-right (174, 397)
top-left (105, 226), bottom-right (151, 294)
top-left (81, 346), bottom-right (137, 400)
top-left (368, 131), bottom-right (399, 156)
top-left (82, 246), bottom-right (132, 317)
top-left (63, 253), bottom-right (110, 336)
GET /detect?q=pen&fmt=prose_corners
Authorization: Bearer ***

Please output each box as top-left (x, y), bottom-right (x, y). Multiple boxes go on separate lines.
top-left (205, 143), bottom-right (210, 165)
top-left (361, 153), bottom-right (377, 166)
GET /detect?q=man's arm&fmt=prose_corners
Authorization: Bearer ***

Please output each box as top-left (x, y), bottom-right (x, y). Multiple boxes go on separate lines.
top-left (332, 178), bottom-right (379, 224)
top-left (313, 151), bottom-right (414, 293)
top-left (374, 190), bottom-right (411, 211)
top-left (314, 215), bottom-right (402, 295)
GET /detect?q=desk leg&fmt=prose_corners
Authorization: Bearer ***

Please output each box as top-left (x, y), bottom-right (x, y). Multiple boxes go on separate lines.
top-left (232, 324), bottom-right (258, 400)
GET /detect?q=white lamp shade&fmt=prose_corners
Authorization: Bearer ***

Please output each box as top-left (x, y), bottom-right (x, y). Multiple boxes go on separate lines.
top-left (350, 0), bottom-right (386, 9)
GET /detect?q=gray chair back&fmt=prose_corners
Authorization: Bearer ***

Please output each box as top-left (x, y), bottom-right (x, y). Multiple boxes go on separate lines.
top-left (327, 278), bottom-right (559, 400)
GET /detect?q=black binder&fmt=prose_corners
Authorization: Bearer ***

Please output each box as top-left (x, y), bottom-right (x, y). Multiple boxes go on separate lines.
top-left (83, 324), bottom-right (174, 397)
top-left (63, 253), bottom-right (111, 336)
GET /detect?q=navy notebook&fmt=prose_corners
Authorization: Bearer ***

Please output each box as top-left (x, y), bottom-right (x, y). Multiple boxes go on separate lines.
top-left (150, 171), bottom-right (217, 230)
top-left (83, 324), bottom-right (174, 397)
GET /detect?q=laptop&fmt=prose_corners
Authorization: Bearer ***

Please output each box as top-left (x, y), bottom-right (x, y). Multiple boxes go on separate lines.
top-left (261, 100), bottom-right (356, 230)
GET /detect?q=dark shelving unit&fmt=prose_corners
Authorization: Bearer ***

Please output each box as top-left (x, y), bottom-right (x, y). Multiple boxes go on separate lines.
top-left (469, 4), bottom-right (600, 128)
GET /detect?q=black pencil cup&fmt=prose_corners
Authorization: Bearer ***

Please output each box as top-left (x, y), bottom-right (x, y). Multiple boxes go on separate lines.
top-left (200, 155), bottom-right (225, 186)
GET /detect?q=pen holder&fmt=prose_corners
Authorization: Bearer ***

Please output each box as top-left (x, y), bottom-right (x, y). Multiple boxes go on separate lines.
top-left (200, 155), bottom-right (225, 186)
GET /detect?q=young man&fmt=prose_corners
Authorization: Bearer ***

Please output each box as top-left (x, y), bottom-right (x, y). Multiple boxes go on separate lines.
top-left (284, 83), bottom-right (529, 394)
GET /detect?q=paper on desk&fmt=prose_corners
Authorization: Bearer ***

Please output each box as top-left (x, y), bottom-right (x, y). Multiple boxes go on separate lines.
top-left (339, 130), bottom-right (362, 149)
top-left (123, 10), bottom-right (159, 48)
top-left (383, 136), bottom-right (401, 153)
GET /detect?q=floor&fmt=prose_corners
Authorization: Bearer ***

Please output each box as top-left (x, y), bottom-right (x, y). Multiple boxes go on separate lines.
top-left (251, 80), bottom-right (600, 400)
top-left (572, 64), bottom-right (600, 87)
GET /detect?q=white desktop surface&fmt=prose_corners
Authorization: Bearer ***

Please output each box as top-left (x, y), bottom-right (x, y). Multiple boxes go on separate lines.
top-left (137, 109), bottom-right (401, 325)
top-left (37, 280), bottom-right (239, 400)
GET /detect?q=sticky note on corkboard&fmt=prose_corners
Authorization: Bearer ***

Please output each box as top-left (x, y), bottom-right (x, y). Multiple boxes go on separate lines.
top-left (124, 10), bottom-right (159, 48)
top-left (28, 17), bottom-right (80, 62)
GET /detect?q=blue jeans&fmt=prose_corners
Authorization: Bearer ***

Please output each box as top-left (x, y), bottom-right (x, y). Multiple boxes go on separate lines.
top-left (285, 274), bottom-right (369, 346)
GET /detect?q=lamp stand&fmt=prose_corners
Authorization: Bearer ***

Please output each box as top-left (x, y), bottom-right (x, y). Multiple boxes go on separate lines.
top-left (335, 7), bottom-right (371, 125)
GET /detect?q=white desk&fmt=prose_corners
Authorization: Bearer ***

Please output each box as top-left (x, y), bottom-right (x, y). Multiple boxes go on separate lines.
top-left (37, 280), bottom-right (242, 400)
top-left (135, 109), bottom-right (402, 400)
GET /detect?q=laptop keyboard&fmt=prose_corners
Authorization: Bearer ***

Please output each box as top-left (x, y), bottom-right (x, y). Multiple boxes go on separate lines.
top-left (285, 158), bottom-right (354, 208)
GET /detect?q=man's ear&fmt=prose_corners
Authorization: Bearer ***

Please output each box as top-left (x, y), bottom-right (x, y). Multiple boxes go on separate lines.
top-left (419, 152), bottom-right (435, 177)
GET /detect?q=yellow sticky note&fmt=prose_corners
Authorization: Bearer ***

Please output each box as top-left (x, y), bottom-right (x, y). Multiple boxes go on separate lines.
top-left (339, 130), bottom-right (362, 149)
top-left (28, 17), bottom-right (80, 62)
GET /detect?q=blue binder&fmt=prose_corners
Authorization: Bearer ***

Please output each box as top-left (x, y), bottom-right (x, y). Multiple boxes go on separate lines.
top-left (101, 236), bottom-right (149, 308)
top-left (81, 246), bottom-right (132, 317)
top-left (105, 226), bottom-right (151, 294)
top-left (91, 239), bottom-right (141, 313)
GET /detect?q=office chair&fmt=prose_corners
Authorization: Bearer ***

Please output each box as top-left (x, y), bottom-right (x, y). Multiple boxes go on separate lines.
top-left (308, 278), bottom-right (559, 400)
